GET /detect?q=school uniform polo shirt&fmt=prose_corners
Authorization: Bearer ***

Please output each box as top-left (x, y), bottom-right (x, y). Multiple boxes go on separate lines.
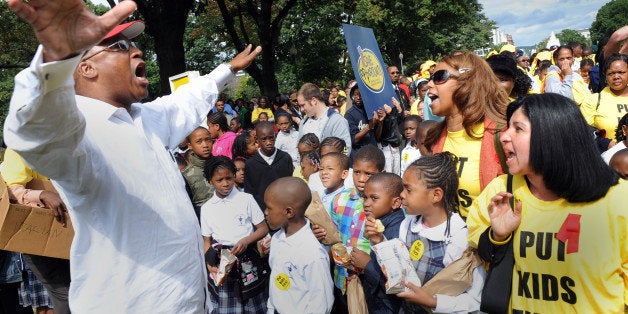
top-left (200, 187), bottom-right (265, 245)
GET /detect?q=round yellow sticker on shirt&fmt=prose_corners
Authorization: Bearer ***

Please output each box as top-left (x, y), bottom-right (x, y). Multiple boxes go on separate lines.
top-left (410, 240), bottom-right (424, 261)
top-left (275, 273), bottom-right (290, 291)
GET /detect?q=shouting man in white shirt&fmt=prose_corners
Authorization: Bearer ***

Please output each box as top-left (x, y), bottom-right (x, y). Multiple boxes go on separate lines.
top-left (4, 0), bottom-right (260, 312)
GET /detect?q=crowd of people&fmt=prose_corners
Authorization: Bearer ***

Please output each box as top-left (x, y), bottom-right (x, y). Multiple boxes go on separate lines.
top-left (0, 0), bottom-right (627, 313)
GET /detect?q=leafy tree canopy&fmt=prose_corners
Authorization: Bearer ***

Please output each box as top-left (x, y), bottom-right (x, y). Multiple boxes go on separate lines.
top-left (590, 0), bottom-right (628, 46)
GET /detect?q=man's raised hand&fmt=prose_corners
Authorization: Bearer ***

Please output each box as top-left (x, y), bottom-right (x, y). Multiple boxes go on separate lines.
top-left (8, 0), bottom-right (137, 62)
top-left (229, 44), bottom-right (262, 73)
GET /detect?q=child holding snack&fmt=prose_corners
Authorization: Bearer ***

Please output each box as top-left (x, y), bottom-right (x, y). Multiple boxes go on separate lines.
top-left (264, 177), bottom-right (334, 314)
top-left (355, 173), bottom-right (406, 313)
top-left (308, 137), bottom-right (355, 197)
top-left (315, 145), bottom-right (386, 309)
top-left (318, 152), bottom-right (350, 214)
top-left (393, 152), bottom-right (485, 313)
top-left (201, 156), bottom-right (270, 313)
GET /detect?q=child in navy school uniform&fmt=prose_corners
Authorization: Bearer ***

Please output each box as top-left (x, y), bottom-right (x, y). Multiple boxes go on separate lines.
top-left (244, 121), bottom-right (294, 210)
top-left (353, 173), bottom-right (406, 314)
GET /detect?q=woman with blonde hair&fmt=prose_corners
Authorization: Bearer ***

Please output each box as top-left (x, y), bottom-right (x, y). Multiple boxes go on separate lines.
top-left (424, 51), bottom-right (509, 218)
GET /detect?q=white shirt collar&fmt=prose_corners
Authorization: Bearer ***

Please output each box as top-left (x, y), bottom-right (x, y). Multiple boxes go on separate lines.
top-left (208, 186), bottom-right (237, 204)
top-left (259, 148), bottom-right (277, 165)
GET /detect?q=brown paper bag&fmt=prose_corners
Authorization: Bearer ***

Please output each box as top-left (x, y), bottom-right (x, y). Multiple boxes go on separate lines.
top-left (347, 277), bottom-right (369, 314)
top-left (422, 247), bottom-right (483, 296)
top-left (304, 192), bottom-right (341, 245)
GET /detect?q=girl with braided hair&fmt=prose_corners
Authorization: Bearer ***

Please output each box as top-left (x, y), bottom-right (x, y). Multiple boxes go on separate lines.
top-left (396, 152), bottom-right (486, 313)
top-left (293, 133), bottom-right (321, 180)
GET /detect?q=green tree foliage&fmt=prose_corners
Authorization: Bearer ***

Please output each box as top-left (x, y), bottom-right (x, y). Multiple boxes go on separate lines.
top-left (203, 0), bottom-right (299, 98)
top-left (350, 0), bottom-right (494, 75)
top-left (556, 29), bottom-right (589, 47)
top-left (134, 0), bottom-right (195, 94)
top-left (275, 0), bottom-right (349, 92)
top-left (536, 29), bottom-right (589, 51)
top-left (590, 0), bottom-right (628, 46)
top-left (195, 0), bottom-right (494, 95)
top-left (0, 1), bottom-right (39, 140)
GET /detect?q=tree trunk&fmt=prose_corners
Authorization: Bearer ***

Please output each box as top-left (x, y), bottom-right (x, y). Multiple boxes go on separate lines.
top-left (135, 0), bottom-right (194, 95)
top-left (214, 0), bottom-right (296, 98)
top-left (257, 1), bottom-right (279, 97)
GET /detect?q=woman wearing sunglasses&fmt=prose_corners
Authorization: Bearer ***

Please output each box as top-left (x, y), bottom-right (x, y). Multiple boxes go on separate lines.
top-left (423, 52), bottom-right (509, 218)
top-left (467, 93), bottom-right (626, 313)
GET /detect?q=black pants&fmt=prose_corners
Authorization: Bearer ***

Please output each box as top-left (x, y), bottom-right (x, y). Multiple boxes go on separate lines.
top-left (22, 254), bottom-right (71, 314)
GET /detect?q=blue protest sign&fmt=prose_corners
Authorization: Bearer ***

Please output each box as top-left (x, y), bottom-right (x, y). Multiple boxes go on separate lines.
top-left (343, 24), bottom-right (397, 119)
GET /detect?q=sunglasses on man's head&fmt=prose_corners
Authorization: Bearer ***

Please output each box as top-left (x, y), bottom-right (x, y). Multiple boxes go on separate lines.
top-left (82, 39), bottom-right (138, 61)
top-left (429, 68), bottom-right (470, 85)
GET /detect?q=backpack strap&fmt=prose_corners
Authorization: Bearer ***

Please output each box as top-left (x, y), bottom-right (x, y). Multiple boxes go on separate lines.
top-left (507, 174), bottom-right (514, 209)
top-left (493, 124), bottom-right (509, 174)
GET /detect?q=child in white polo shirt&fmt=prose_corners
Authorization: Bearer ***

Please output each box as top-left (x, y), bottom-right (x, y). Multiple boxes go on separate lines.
top-left (201, 156), bottom-right (269, 313)
top-left (264, 177), bottom-right (334, 314)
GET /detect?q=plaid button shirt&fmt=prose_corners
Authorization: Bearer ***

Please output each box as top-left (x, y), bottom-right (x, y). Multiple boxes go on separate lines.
top-left (330, 188), bottom-right (371, 293)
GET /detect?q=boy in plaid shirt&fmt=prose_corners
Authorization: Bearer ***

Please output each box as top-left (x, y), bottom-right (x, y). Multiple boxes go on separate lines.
top-left (313, 145), bottom-right (386, 312)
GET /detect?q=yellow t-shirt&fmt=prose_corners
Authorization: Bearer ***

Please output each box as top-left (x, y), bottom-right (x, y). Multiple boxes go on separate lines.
top-left (251, 107), bottom-right (275, 123)
top-left (442, 123), bottom-right (483, 217)
top-left (530, 75), bottom-right (542, 94)
top-left (467, 175), bottom-right (628, 313)
top-left (580, 87), bottom-right (628, 139)
top-left (410, 99), bottom-right (422, 116)
top-left (571, 75), bottom-right (591, 106)
top-left (292, 166), bottom-right (306, 182)
top-left (1, 148), bottom-right (48, 186)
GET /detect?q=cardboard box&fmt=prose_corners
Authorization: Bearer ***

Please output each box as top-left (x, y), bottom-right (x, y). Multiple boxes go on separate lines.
top-left (0, 176), bottom-right (73, 259)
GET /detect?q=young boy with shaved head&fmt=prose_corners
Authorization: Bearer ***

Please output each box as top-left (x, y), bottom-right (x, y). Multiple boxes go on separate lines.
top-left (264, 177), bottom-right (334, 313)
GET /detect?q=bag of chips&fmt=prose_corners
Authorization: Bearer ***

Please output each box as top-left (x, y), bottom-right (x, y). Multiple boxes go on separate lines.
top-left (372, 239), bottom-right (421, 294)
top-left (210, 248), bottom-right (237, 286)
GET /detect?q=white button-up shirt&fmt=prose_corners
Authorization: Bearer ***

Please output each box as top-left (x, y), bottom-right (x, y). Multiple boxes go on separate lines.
top-left (267, 220), bottom-right (334, 314)
top-left (4, 46), bottom-right (234, 313)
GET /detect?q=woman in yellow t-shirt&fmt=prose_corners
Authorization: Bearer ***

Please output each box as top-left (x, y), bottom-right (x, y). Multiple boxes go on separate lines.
top-left (251, 96), bottom-right (275, 123)
top-left (581, 53), bottom-right (628, 141)
top-left (424, 52), bottom-right (509, 217)
top-left (467, 93), bottom-right (626, 313)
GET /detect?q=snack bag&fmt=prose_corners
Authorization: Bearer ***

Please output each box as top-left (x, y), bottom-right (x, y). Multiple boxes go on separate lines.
top-left (211, 248), bottom-right (237, 286)
top-left (372, 239), bottom-right (421, 294)
top-left (257, 234), bottom-right (271, 258)
top-left (331, 243), bottom-right (352, 267)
